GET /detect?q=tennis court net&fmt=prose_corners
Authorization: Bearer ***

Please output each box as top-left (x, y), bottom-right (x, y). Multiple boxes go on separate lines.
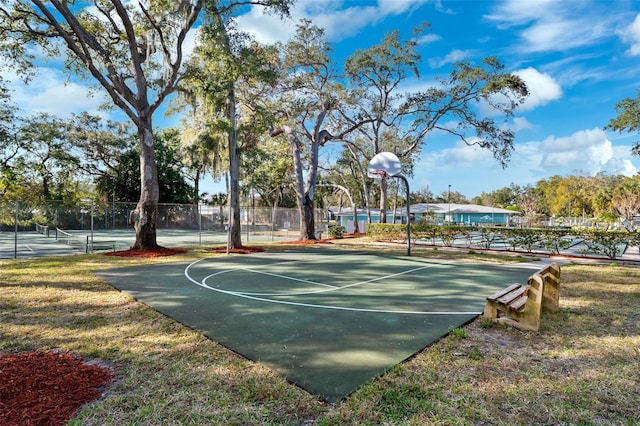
top-left (35, 223), bottom-right (50, 237)
top-left (55, 228), bottom-right (88, 252)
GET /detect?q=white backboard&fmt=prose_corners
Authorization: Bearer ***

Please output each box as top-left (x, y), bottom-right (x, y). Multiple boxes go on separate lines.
top-left (367, 152), bottom-right (402, 178)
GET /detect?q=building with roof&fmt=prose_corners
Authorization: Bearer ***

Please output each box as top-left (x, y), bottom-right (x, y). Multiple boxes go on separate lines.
top-left (327, 203), bottom-right (519, 233)
top-left (410, 203), bottom-right (519, 226)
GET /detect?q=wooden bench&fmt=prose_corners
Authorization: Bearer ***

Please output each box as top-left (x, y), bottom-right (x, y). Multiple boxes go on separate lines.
top-left (483, 263), bottom-right (561, 331)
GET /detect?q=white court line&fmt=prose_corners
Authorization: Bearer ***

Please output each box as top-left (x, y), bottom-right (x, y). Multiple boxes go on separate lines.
top-left (184, 261), bottom-right (337, 291)
top-left (236, 263), bottom-right (444, 296)
top-left (241, 268), bottom-right (338, 289)
top-left (183, 258), bottom-right (482, 316)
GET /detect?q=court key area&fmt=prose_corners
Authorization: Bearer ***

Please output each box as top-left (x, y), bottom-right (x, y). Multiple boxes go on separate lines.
top-left (96, 247), bottom-right (539, 402)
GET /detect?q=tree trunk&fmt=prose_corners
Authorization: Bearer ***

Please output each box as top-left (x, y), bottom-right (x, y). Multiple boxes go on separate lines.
top-left (228, 146), bottom-right (242, 248)
top-left (193, 167), bottom-right (201, 200)
top-left (131, 121), bottom-right (159, 250)
top-left (280, 127), bottom-right (308, 239)
top-left (300, 128), bottom-right (331, 240)
top-left (227, 87), bottom-right (243, 249)
top-left (42, 175), bottom-right (50, 200)
top-left (303, 192), bottom-right (315, 240)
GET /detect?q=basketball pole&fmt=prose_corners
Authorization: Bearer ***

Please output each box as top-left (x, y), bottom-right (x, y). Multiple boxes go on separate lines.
top-left (372, 172), bottom-right (411, 256)
top-left (393, 174), bottom-right (411, 256)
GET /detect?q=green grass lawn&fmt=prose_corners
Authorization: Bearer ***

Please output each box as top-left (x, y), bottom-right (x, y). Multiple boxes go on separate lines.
top-left (1, 243), bottom-right (639, 425)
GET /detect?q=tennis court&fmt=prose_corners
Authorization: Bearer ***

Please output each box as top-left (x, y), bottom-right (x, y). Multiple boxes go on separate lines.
top-left (96, 247), bottom-right (543, 402)
top-left (0, 227), bottom-right (296, 259)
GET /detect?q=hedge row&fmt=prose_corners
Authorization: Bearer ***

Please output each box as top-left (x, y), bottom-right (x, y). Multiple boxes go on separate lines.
top-left (367, 223), bottom-right (640, 260)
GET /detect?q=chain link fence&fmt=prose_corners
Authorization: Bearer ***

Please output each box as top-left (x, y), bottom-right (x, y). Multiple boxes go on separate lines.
top-left (0, 200), bottom-right (331, 259)
top-left (1, 201), bottom-right (330, 231)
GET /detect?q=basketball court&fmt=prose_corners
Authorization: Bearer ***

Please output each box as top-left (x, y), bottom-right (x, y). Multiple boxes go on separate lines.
top-left (96, 247), bottom-right (543, 402)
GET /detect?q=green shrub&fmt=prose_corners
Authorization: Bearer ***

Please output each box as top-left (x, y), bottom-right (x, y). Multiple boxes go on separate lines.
top-left (328, 225), bottom-right (345, 238)
top-left (579, 229), bottom-right (631, 259)
top-left (367, 223), bottom-right (404, 241)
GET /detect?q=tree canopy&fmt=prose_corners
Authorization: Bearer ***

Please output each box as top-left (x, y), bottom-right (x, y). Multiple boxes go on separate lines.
top-left (471, 172), bottom-right (640, 224)
top-left (607, 89), bottom-right (640, 155)
top-left (0, 0), bottom-right (204, 249)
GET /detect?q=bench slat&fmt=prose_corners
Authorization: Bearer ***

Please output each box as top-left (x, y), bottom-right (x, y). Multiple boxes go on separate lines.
top-left (497, 285), bottom-right (528, 306)
top-left (487, 283), bottom-right (522, 301)
top-left (509, 295), bottom-right (528, 311)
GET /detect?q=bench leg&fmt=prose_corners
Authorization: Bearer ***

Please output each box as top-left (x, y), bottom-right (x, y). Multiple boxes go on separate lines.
top-left (495, 317), bottom-right (538, 331)
top-left (483, 302), bottom-right (498, 319)
top-left (542, 263), bottom-right (561, 312)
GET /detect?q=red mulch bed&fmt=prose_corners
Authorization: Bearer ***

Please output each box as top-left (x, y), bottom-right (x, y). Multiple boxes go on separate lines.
top-left (0, 351), bottom-right (115, 426)
top-left (104, 247), bottom-right (188, 258)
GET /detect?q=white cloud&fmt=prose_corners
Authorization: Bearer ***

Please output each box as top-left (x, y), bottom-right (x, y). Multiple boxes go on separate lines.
top-left (540, 54), bottom-right (605, 88)
top-left (478, 67), bottom-right (561, 116)
top-left (604, 158), bottom-right (638, 176)
top-left (538, 128), bottom-right (637, 177)
top-left (609, 144), bottom-right (640, 176)
top-left (428, 49), bottom-right (471, 68)
top-left (376, 0), bottom-right (429, 15)
top-left (619, 13), bottom-right (640, 56)
top-left (511, 117), bottom-right (534, 132)
top-left (514, 128), bottom-right (639, 180)
top-left (235, 8), bottom-right (296, 45)
top-left (541, 127), bottom-right (604, 153)
top-left (235, 0), bottom-right (431, 45)
top-left (484, 0), bottom-right (558, 28)
top-left (513, 67), bottom-right (562, 111)
top-left (423, 140), bottom-right (495, 169)
top-left (412, 126), bottom-right (640, 197)
top-left (485, 0), bottom-right (612, 53)
top-left (416, 33), bottom-right (441, 45)
top-left (6, 68), bottom-right (107, 118)
top-left (304, 7), bottom-right (382, 41)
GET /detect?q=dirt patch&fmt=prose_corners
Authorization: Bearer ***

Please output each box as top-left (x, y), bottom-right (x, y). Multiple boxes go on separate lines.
top-left (209, 246), bottom-right (266, 254)
top-left (0, 351), bottom-right (115, 426)
top-left (105, 247), bottom-right (188, 258)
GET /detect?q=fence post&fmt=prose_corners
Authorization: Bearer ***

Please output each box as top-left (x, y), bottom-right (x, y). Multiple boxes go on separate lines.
top-left (198, 203), bottom-right (202, 246)
top-left (14, 200), bottom-right (18, 259)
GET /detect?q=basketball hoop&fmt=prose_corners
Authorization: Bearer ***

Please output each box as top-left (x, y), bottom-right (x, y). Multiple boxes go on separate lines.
top-left (368, 169), bottom-right (388, 179)
top-left (367, 152), bottom-right (401, 178)
top-left (367, 151), bottom-right (412, 256)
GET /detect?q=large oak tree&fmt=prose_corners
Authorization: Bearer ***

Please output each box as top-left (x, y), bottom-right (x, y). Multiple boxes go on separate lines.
top-left (1, 0), bottom-right (292, 250)
top-left (0, 0), bottom-right (203, 249)
top-left (176, 1), bottom-right (293, 249)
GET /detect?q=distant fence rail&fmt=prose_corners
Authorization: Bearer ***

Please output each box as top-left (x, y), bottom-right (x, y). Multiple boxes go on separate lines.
top-left (0, 201), bottom-right (334, 259)
top-left (0, 201), bottom-right (328, 233)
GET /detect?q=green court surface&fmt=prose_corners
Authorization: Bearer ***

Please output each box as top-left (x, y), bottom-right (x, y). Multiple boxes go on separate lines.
top-left (96, 248), bottom-right (539, 402)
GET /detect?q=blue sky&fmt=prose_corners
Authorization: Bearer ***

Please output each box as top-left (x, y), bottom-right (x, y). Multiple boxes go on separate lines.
top-left (5, 0), bottom-right (640, 199)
